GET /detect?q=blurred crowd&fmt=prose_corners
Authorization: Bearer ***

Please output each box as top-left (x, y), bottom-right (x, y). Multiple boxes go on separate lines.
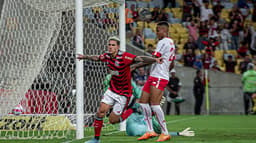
top-left (126, 0), bottom-right (256, 74)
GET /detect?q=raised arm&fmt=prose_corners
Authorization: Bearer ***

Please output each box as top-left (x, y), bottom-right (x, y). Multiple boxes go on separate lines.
top-left (77, 54), bottom-right (100, 61)
top-left (134, 56), bottom-right (163, 64)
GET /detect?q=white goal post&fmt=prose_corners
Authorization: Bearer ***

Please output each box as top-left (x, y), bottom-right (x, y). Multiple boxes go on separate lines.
top-left (0, 0), bottom-right (125, 139)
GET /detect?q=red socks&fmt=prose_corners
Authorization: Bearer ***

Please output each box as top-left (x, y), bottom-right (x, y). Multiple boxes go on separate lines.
top-left (93, 117), bottom-right (103, 138)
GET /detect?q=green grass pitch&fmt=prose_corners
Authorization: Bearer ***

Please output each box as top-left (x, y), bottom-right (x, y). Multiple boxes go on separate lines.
top-left (0, 115), bottom-right (255, 143)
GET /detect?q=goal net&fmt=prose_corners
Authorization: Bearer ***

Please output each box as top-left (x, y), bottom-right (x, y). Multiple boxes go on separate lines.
top-left (0, 0), bottom-right (121, 139)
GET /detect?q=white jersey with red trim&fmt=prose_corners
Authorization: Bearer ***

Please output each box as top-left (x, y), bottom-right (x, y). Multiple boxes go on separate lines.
top-left (150, 37), bottom-right (175, 80)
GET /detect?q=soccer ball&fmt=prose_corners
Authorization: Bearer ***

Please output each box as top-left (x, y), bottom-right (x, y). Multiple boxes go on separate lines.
top-left (12, 104), bottom-right (24, 115)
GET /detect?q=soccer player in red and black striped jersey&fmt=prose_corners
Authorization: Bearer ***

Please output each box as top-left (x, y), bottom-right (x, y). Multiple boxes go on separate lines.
top-left (77, 36), bottom-right (163, 143)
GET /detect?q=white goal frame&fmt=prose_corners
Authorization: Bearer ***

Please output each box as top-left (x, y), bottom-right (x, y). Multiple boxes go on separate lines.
top-left (75, 0), bottom-right (125, 139)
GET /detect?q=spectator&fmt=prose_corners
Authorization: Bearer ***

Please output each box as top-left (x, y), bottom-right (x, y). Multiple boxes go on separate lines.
top-left (135, 67), bottom-right (148, 90)
top-left (182, 1), bottom-right (193, 22)
top-left (243, 24), bottom-right (252, 47)
top-left (214, 11), bottom-right (226, 26)
top-left (130, 4), bottom-right (139, 22)
top-left (208, 37), bottom-right (220, 51)
top-left (193, 69), bottom-right (205, 115)
top-left (132, 29), bottom-right (144, 49)
top-left (237, 41), bottom-right (249, 58)
top-left (239, 54), bottom-right (251, 74)
top-left (208, 17), bottom-right (218, 39)
top-left (150, 7), bottom-right (160, 21)
top-left (145, 44), bottom-right (155, 54)
top-left (220, 23), bottom-right (232, 51)
top-left (198, 20), bottom-right (209, 50)
top-left (192, 0), bottom-right (202, 18)
top-left (157, 9), bottom-right (168, 22)
top-left (166, 69), bottom-right (183, 115)
top-left (183, 49), bottom-right (196, 67)
top-left (212, 0), bottom-right (224, 16)
top-left (125, 4), bottom-right (134, 32)
top-left (186, 19), bottom-right (199, 41)
top-left (230, 20), bottom-right (241, 50)
top-left (237, 0), bottom-right (248, 8)
top-left (202, 53), bottom-right (212, 69)
top-left (210, 60), bottom-right (221, 71)
top-left (200, 0), bottom-right (213, 22)
top-left (224, 54), bottom-right (237, 73)
top-left (184, 35), bottom-right (198, 54)
top-left (193, 56), bottom-right (203, 70)
top-left (242, 63), bottom-right (256, 115)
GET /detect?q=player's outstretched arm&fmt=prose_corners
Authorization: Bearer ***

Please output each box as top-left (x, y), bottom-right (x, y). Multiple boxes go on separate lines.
top-left (77, 54), bottom-right (100, 61)
top-left (131, 56), bottom-right (163, 70)
top-left (134, 56), bottom-right (163, 64)
top-left (131, 62), bottom-right (150, 71)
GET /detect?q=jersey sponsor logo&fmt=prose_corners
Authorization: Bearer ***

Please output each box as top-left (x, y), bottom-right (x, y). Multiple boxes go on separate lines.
top-left (100, 55), bottom-right (105, 60)
top-left (124, 56), bottom-right (133, 60)
top-left (0, 115), bottom-right (74, 131)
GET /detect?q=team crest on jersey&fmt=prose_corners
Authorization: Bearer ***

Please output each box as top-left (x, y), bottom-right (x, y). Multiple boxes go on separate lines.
top-left (125, 56), bottom-right (132, 60)
top-left (115, 61), bottom-right (119, 66)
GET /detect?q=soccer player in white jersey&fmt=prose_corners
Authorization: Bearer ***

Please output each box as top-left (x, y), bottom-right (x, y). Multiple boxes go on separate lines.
top-left (137, 21), bottom-right (175, 142)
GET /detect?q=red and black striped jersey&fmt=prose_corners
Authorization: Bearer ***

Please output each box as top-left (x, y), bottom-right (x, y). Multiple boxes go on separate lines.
top-left (99, 50), bottom-right (136, 97)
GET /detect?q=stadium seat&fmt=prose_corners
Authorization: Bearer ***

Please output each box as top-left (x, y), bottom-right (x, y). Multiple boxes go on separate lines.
top-left (226, 50), bottom-right (238, 57)
top-left (180, 33), bottom-right (189, 39)
top-left (169, 28), bottom-right (176, 34)
top-left (164, 8), bottom-right (172, 13)
top-left (144, 38), bottom-right (157, 46)
top-left (176, 0), bottom-right (183, 6)
top-left (148, 22), bottom-right (157, 32)
top-left (137, 21), bottom-right (145, 29)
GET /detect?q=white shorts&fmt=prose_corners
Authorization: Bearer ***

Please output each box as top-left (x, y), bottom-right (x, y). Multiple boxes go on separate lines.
top-left (101, 89), bottom-right (128, 115)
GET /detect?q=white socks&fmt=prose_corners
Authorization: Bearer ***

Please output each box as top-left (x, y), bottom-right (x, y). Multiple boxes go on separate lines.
top-left (140, 103), bottom-right (154, 132)
top-left (151, 105), bottom-right (169, 135)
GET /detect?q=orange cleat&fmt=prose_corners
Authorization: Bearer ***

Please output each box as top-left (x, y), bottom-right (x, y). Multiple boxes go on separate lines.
top-left (156, 133), bottom-right (171, 142)
top-left (137, 131), bottom-right (158, 140)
